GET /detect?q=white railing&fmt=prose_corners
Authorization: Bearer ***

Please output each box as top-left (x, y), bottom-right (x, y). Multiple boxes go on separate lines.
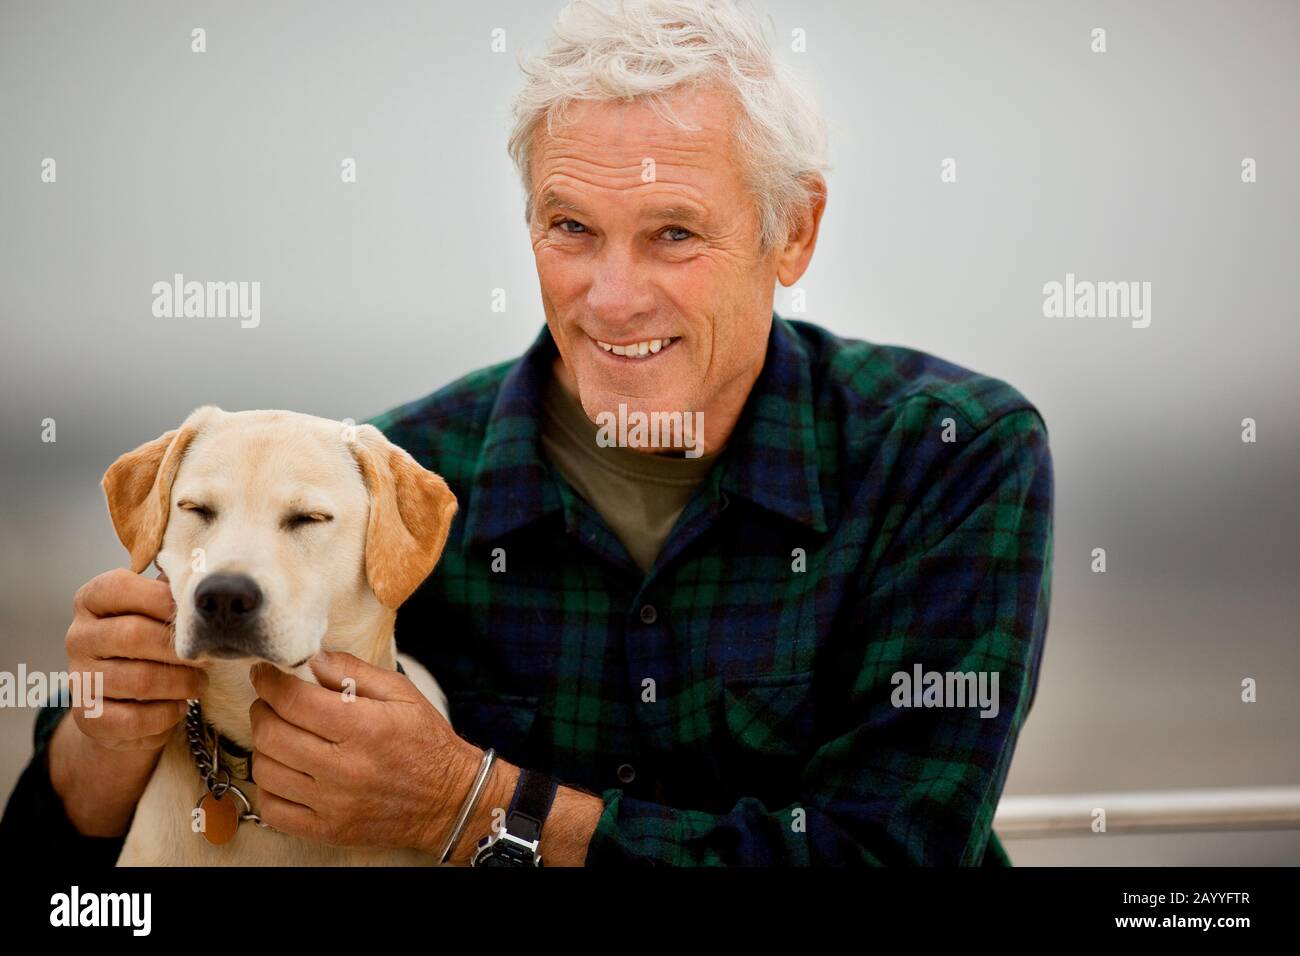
top-left (994, 786), bottom-right (1300, 837)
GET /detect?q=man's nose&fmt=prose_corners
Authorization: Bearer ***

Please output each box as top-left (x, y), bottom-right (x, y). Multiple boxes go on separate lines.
top-left (586, 244), bottom-right (655, 321)
top-left (193, 573), bottom-right (263, 627)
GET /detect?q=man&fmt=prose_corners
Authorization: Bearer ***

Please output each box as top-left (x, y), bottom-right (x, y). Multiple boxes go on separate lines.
top-left (2, 0), bottom-right (1052, 866)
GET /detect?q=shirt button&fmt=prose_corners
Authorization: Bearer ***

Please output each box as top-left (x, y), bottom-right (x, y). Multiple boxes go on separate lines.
top-left (639, 604), bottom-right (657, 624)
top-left (617, 763), bottom-right (636, 784)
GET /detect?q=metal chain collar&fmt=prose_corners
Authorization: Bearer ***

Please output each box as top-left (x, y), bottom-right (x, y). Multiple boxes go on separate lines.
top-left (185, 699), bottom-right (272, 830)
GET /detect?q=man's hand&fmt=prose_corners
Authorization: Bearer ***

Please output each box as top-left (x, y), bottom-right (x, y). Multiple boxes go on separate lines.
top-left (50, 567), bottom-right (209, 836)
top-left (67, 567), bottom-right (208, 750)
top-left (247, 650), bottom-right (485, 855)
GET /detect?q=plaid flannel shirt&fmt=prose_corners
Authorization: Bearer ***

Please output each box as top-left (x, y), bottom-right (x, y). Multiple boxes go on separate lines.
top-left (368, 314), bottom-right (1054, 866)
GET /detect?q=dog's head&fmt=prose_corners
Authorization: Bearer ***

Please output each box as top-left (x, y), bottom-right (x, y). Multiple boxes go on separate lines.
top-left (101, 406), bottom-right (457, 667)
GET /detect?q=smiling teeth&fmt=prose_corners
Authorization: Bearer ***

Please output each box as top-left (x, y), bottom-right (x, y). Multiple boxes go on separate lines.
top-left (596, 337), bottom-right (677, 358)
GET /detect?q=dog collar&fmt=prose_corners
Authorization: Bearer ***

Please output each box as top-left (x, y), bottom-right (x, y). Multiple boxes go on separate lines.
top-left (215, 727), bottom-right (256, 782)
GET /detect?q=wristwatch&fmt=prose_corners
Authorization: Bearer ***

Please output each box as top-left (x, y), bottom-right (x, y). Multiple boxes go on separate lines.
top-left (469, 769), bottom-right (559, 867)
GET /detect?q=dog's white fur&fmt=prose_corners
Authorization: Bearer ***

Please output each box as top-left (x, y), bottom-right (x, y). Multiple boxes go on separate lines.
top-left (102, 406), bottom-right (458, 866)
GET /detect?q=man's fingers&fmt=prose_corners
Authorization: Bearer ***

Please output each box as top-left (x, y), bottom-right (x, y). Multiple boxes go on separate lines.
top-left (129, 728), bottom-right (179, 750)
top-left (251, 750), bottom-right (320, 808)
top-left (99, 658), bottom-right (208, 702)
top-left (309, 650), bottom-right (415, 703)
top-left (78, 698), bottom-right (187, 741)
top-left (75, 613), bottom-right (202, 669)
top-left (76, 568), bottom-right (175, 622)
top-left (255, 788), bottom-right (319, 841)
top-left (248, 697), bottom-right (336, 770)
top-left (250, 662), bottom-right (369, 743)
top-left (95, 728), bottom-right (178, 752)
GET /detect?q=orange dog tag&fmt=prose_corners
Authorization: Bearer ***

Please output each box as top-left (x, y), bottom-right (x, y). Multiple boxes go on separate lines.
top-left (197, 792), bottom-right (239, 845)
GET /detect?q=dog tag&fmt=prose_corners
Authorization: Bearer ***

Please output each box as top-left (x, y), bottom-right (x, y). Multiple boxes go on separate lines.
top-left (197, 792), bottom-right (239, 845)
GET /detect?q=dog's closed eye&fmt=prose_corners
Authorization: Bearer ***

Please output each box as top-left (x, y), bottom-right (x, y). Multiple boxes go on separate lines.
top-left (283, 512), bottom-right (333, 530)
top-left (177, 500), bottom-right (216, 522)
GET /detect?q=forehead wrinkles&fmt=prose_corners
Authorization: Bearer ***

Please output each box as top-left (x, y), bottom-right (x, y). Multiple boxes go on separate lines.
top-left (537, 129), bottom-right (723, 185)
top-left (539, 174), bottom-right (714, 218)
top-left (534, 149), bottom-right (734, 221)
top-left (536, 92), bottom-right (737, 180)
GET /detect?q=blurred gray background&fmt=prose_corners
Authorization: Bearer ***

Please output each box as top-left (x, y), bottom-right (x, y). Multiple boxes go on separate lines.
top-left (1, 0), bottom-right (1296, 864)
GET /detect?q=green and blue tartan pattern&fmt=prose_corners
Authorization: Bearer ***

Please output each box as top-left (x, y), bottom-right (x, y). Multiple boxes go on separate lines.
top-left (368, 314), bottom-right (1054, 866)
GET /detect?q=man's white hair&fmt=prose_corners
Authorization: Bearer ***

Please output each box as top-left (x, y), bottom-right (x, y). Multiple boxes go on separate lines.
top-left (507, 0), bottom-right (830, 253)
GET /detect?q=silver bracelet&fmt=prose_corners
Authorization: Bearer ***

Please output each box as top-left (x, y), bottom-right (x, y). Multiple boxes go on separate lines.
top-left (439, 747), bottom-right (496, 864)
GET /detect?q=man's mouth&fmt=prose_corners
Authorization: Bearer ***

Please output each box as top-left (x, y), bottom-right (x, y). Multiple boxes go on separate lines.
top-left (591, 335), bottom-right (680, 360)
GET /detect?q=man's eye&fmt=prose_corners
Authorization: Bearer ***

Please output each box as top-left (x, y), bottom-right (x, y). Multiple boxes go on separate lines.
top-left (285, 512), bottom-right (333, 529)
top-left (660, 226), bottom-right (695, 242)
top-left (554, 219), bottom-right (587, 235)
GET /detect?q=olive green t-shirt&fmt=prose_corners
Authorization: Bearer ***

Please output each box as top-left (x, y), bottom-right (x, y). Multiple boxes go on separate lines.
top-left (540, 371), bottom-right (721, 574)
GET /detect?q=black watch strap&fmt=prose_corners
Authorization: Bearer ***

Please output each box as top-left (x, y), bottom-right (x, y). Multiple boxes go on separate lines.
top-left (504, 769), bottom-right (559, 844)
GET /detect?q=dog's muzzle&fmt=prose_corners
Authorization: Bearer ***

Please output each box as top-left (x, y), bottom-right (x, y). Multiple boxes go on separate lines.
top-left (189, 572), bottom-right (270, 660)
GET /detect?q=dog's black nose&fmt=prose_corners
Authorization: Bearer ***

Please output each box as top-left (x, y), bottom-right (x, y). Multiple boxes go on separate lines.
top-left (194, 573), bottom-right (263, 627)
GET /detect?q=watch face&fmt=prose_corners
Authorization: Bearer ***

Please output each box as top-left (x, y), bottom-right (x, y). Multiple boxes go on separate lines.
top-left (490, 842), bottom-right (534, 866)
top-left (476, 851), bottom-right (525, 867)
top-left (473, 835), bottom-right (539, 867)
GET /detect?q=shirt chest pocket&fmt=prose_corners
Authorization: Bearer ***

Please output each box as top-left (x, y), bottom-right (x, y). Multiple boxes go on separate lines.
top-left (448, 691), bottom-right (540, 763)
top-left (717, 672), bottom-right (818, 803)
top-left (722, 672), bottom-right (818, 755)
top-left (717, 671), bottom-right (816, 806)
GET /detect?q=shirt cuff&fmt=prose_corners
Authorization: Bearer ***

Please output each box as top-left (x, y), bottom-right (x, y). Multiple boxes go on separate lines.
top-left (582, 788), bottom-right (680, 867)
top-left (0, 708), bottom-right (127, 865)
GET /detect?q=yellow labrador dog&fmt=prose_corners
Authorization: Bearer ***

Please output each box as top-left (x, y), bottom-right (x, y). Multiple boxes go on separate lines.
top-left (101, 405), bottom-right (457, 865)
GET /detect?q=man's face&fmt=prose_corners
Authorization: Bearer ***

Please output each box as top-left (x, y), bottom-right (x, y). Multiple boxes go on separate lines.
top-left (527, 84), bottom-right (780, 451)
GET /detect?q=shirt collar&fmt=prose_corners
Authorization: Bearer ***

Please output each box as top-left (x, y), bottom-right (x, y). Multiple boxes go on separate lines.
top-left (461, 312), bottom-right (827, 550)
top-left (718, 315), bottom-right (827, 533)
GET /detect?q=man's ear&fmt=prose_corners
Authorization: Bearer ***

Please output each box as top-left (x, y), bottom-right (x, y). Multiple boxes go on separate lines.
top-left (101, 408), bottom-right (217, 572)
top-left (348, 424), bottom-right (458, 609)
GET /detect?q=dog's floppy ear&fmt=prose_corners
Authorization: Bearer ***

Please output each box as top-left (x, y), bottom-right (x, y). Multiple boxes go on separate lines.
top-left (348, 424), bottom-right (458, 609)
top-left (101, 407), bottom-right (218, 573)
